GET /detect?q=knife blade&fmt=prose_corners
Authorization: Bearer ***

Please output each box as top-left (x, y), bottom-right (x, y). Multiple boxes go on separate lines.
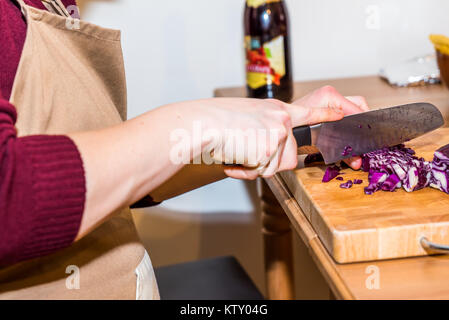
top-left (292, 102), bottom-right (444, 164)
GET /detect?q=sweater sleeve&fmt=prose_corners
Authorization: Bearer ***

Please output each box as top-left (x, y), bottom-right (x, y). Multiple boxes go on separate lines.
top-left (0, 97), bottom-right (85, 267)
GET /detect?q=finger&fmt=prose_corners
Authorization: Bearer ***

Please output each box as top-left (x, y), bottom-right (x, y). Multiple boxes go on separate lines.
top-left (257, 126), bottom-right (287, 177)
top-left (304, 106), bottom-right (345, 125)
top-left (224, 166), bottom-right (260, 180)
top-left (258, 143), bottom-right (285, 178)
top-left (285, 104), bottom-right (344, 127)
top-left (345, 96), bottom-right (370, 112)
top-left (343, 156), bottom-right (362, 170)
top-left (277, 133), bottom-right (299, 172)
top-left (330, 96), bottom-right (366, 116)
top-left (257, 158), bottom-right (278, 178)
top-left (272, 116), bottom-right (297, 172)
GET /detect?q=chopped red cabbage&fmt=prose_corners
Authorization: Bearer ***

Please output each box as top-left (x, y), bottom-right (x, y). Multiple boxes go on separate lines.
top-left (430, 144), bottom-right (449, 194)
top-left (340, 180), bottom-right (353, 189)
top-left (319, 143), bottom-right (449, 196)
top-left (342, 146), bottom-right (353, 157)
top-left (361, 144), bottom-right (432, 195)
top-left (322, 165), bottom-right (341, 182)
top-left (380, 174), bottom-right (401, 192)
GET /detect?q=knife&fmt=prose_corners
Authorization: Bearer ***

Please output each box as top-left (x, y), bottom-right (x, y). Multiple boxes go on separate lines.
top-left (293, 102), bottom-right (444, 164)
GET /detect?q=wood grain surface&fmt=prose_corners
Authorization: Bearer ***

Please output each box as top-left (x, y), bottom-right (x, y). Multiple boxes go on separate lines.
top-left (282, 128), bottom-right (449, 263)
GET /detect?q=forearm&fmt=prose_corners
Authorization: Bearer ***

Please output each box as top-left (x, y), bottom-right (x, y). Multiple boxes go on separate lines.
top-left (69, 103), bottom-right (207, 239)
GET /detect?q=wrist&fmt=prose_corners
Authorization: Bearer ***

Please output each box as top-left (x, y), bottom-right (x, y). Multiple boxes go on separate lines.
top-left (165, 101), bottom-right (218, 163)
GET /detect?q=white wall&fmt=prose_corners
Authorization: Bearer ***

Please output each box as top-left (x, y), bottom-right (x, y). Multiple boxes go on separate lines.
top-left (79, 0), bottom-right (449, 117)
top-left (78, 0), bottom-right (449, 298)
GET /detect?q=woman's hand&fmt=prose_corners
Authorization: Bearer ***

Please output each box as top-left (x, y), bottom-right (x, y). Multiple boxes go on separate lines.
top-left (202, 86), bottom-right (369, 179)
top-left (200, 86), bottom-right (369, 179)
top-left (291, 85), bottom-right (369, 170)
top-left (184, 95), bottom-right (347, 180)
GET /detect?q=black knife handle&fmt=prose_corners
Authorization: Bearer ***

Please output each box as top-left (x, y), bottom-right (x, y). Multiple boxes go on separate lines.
top-left (292, 126), bottom-right (312, 147)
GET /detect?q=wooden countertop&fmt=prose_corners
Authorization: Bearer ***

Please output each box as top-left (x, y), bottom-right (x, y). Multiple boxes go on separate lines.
top-left (281, 127), bottom-right (449, 264)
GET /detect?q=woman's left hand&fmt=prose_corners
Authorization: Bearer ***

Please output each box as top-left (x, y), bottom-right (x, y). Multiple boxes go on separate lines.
top-left (290, 85), bottom-right (370, 170)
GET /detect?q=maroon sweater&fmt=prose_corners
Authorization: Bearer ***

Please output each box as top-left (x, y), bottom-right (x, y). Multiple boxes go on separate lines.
top-left (0, 0), bottom-right (85, 267)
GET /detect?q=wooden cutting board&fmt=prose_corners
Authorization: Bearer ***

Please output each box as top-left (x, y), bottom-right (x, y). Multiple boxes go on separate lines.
top-left (281, 127), bottom-right (449, 263)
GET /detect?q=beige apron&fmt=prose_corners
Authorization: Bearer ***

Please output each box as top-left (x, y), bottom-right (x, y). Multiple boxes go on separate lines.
top-left (0, 0), bottom-right (159, 299)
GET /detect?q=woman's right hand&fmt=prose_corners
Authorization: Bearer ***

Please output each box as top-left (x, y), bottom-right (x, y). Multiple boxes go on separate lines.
top-left (180, 96), bottom-right (346, 180)
top-left (186, 86), bottom-right (368, 180)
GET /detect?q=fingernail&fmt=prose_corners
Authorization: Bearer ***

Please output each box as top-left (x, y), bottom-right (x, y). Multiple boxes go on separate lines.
top-left (350, 157), bottom-right (360, 168)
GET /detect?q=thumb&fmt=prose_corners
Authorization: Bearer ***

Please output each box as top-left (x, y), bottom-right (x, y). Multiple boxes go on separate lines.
top-left (285, 103), bottom-right (344, 127)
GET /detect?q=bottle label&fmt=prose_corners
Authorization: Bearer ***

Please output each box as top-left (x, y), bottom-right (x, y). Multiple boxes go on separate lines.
top-left (245, 35), bottom-right (286, 89)
top-left (246, 0), bottom-right (280, 8)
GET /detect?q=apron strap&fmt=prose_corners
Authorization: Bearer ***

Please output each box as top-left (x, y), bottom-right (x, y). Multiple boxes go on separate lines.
top-left (13, 0), bottom-right (71, 18)
top-left (41, 0), bottom-right (70, 17)
top-left (13, 0), bottom-right (28, 16)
